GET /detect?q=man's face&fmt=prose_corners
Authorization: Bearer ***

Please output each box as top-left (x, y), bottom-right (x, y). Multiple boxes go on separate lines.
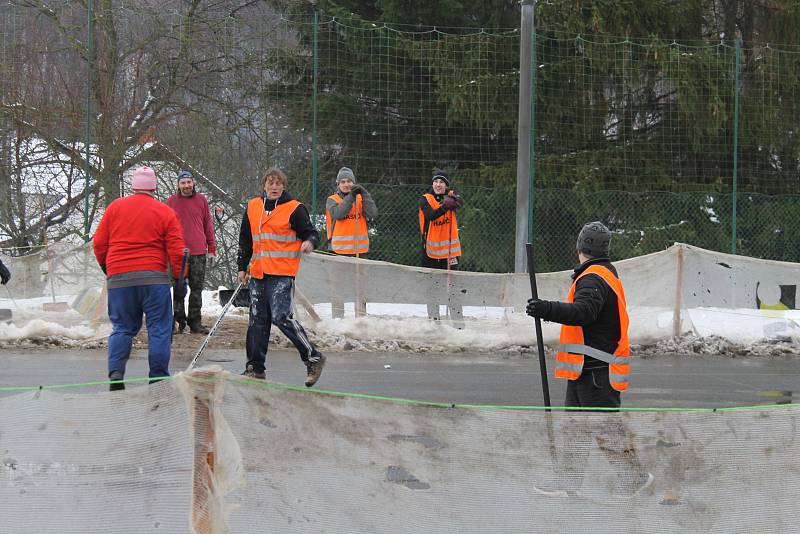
top-left (264, 176), bottom-right (285, 200)
top-left (338, 177), bottom-right (353, 193)
top-left (178, 176), bottom-right (194, 197)
top-left (432, 178), bottom-right (447, 195)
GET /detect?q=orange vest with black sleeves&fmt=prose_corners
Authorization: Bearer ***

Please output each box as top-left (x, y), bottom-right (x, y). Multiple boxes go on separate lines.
top-left (418, 193), bottom-right (461, 260)
top-left (246, 197), bottom-right (303, 278)
top-left (554, 265), bottom-right (631, 391)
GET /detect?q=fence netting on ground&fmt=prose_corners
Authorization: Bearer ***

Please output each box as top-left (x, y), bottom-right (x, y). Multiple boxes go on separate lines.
top-left (0, 369), bottom-right (797, 533)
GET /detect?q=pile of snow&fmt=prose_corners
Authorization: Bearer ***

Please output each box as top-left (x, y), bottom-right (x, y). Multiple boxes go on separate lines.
top-left (2, 288), bottom-right (800, 357)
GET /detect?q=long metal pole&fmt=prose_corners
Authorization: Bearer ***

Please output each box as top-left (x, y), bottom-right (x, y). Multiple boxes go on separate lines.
top-left (311, 7), bottom-right (319, 221)
top-left (731, 32), bottom-right (741, 255)
top-left (83, 0), bottom-right (93, 242)
top-left (514, 1), bottom-right (534, 272)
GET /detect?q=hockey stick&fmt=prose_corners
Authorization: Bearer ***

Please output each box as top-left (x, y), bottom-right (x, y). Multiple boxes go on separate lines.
top-left (526, 242), bottom-right (552, 409)
top-left (527, 242), bottom-right (557, 461)
top-left (187, 281), bottom-right (244, 371)
top-left (354, 195), bottom-right (364, 317)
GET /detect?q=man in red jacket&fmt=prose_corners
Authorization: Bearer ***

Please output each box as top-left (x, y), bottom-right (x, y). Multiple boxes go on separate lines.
top-left (167, 170), bottom-right (217, 334)
top-left (93, 166), bottom-right (186, 391)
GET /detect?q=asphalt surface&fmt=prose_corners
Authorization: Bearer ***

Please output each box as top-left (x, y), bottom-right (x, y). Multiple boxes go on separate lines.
top-left (1, 347), bottom-right (797, 408)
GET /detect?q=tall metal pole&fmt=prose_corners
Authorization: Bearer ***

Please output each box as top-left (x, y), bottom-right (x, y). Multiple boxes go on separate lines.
top-left (731, 31), bottom-right (741, 255)
top-left (514, 1), bottom-right (534, 272)
top-left (83, 0), bottom-right (94, 242)
top-left (311, 6), bottom-right (319, 221)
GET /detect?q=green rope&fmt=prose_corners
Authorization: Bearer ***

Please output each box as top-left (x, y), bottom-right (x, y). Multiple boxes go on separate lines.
top-left (4, 374), bottom-right (792, 413)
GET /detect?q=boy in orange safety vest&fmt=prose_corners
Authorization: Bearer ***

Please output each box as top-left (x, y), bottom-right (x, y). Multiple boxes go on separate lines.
top-left (237, 168), bottom-right (325, 387)
top-left (325, 167), bottom-right (378, 319)
top-left (419, 171), bottom-right (464, 327)
top-left (525, 221), bottom-right (653, 498)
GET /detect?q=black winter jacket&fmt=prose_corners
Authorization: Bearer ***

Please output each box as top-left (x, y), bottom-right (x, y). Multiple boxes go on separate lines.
top-left (543, 257), bottom-right (622, 369)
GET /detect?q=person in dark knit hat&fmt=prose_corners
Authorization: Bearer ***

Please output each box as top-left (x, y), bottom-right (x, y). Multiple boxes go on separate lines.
top-left (418, 170), bottom-right (464, 326)
top-left (325, 166), bottom-right (378, 318)
top-left (93, 166), bottom-right (186, 391)
top-left (525, 221), bottom-right (653, 498)
top-left (167, 170), bottom-right (217, 334)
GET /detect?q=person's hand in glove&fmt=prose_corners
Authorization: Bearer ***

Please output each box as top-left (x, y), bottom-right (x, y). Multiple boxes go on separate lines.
top-left (0, 261), bottom-right (10, 285)
top-left (441, 195), bottom-right (459, 211)
top-left (526, 298), bottom-right (552, 319)
top-left (350, 184), bottom-right (364, 195)
top-left (174, 279), bottom-right (187, 300)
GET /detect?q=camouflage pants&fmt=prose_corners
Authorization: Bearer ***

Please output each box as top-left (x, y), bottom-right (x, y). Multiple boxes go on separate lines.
top-left (174, 254), bottom-right (207, 327)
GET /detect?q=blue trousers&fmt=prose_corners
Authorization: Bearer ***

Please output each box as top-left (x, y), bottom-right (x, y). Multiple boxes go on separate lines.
top-left (245, 275), bottom-right (320, 373)
top-left (107, 284), bottom-right (173, 378)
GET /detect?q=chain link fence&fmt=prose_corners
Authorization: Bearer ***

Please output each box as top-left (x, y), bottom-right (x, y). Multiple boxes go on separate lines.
top-left (3, 5), bottom-right (800, 279)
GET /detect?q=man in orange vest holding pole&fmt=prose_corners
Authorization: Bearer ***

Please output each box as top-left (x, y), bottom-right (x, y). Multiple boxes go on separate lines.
top-left (419, 171), bottom-right (464, 326)
top-left (237, 168), bottom-right (326, 387)
top-left (526, 221), bottom-right (652, 498)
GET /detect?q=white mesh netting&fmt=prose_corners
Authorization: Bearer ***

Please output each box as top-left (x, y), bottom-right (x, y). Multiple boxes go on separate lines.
top-left (0, 369), bottom-right (797, 533)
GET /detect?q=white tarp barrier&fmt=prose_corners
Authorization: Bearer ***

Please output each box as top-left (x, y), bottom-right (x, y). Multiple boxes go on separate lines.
top-left (2, 242), bottom-right (800, 347)
top-left (296, 243), bottom-right (800, 345)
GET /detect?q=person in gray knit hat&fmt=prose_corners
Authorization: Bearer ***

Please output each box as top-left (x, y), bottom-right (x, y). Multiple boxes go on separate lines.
top-left (524, 221), bottom-right (652, 498)
top-left (325, 166), bottom-right (378, 318)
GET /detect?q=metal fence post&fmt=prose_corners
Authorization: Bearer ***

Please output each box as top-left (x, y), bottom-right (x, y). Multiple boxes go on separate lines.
top-left (731, 31), bottom-right (741, 255)
top-left (83, 0), bottom-right (94, 242)
top-left (514, 0), bottom-right (534, 273)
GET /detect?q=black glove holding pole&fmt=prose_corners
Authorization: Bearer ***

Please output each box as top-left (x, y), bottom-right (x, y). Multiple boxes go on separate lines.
top-left (526, 298), bottom-right (552, 319)
top-left (350, 184), bottom-right (364, 195)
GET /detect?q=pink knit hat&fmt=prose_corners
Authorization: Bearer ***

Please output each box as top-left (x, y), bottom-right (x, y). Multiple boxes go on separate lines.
top-left (131, 166), bottom-right (157, 191)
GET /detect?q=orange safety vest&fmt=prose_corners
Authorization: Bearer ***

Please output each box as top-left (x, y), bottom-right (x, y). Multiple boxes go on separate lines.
top-left (326, 194), bottom-right (369, 255)
top-left (419, 193), bottom-right (461, 260)
top-left (554, 265), bottom-right (631, 391)
top-left (246, 197), bottom-right (303, 278)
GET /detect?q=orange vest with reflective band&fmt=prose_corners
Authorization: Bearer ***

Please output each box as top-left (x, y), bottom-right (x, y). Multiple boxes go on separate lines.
top-left (326, 194), bottom-right (369, 255)
top-left (555, 265), bottom-right (630, 391)
top-left (419, 193), bottom-right (461, 260)
top-left (246, 197), bottom-right (303, 278)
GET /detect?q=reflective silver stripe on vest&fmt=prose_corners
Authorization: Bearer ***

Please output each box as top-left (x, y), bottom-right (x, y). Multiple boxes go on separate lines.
top-left (426, 238), bottom-right (460, 248)
top-left (331, 235), bottom-right (369, 243)
top-left (555, 360), bottom-right (584, 374)
top-left (253, 250), bottom-right (301, 259)
top-left (609, 373), bottom-right (628, 385)
top-left (332, 244), bottom-right (368, 252)
top-left (255, 232), bottom-right (297, 243)
top-left (556, 343), bottom-right (629, 366)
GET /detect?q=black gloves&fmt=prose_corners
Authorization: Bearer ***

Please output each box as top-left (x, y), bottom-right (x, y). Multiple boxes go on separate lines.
top-left (441, 196), bottom-right (458, 210)
top-left (526, 298), bottom-right (552, 319)
top-left (174, 280), bottom-right (187, 300)
top-left (0, 261), bottom-right (9, 285)
top-left (350, 184), bottom-right (364, 195)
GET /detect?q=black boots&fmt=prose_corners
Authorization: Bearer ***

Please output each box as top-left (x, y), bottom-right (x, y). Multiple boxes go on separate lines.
top-left (109, 370), bottom-right (125, 391)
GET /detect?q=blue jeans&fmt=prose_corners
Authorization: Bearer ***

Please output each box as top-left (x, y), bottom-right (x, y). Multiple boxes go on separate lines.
top-left (107, 284), bottom-right (173, 378)
top-left (245, 275), bottom-right (320, 373)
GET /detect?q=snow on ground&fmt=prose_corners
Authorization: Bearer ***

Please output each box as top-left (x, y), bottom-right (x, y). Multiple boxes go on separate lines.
top-left (2, 289), bottom-right (800, 356)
